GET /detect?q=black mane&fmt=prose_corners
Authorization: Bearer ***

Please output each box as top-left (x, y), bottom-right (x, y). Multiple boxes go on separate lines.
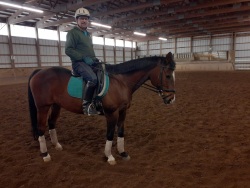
top-left (105, 56), bottom-right (165, 74)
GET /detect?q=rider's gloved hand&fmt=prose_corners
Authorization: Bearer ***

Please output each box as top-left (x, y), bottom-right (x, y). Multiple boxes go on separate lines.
top-left (83, 57), bottom-right (94, 65)
top-left (93, 57), bottom-right (100, 62)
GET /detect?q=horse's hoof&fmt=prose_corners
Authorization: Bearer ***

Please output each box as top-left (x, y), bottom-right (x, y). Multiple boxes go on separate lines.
top-left (120, 152), bottom-right (131, 161)
top-left (55, 143), bottom-right (63, 151)
top-left (123, 155), bottom-right (131, 161)
top-left (108, 160), bottom-right (117, 165)
top-left (43, 154), bottom-right (51, 162)
top-left (107, 155), bottom-right (116, 165)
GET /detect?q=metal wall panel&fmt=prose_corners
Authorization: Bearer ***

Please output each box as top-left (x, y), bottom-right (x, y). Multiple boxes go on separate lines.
top-left (62, 62), bottom-right (71, 67)
top-left (0, 56), bottom-right (11, 68)
top-left (39, 39), bottom-right (57, 46)
top-left (105, 56), bottom-right (114, 64)
top-left (236, 36), bottom-right (250, 43)
top-left (95, 49), bottom-right (103, 57)
top-left (41, 62), bottom-right (60, 67)
top-left (125, 48), bottom-right (131, 52)
top-left (125, 51), bottom-right (131, 58)
top-left (162, 49), bottom-right (175, 55)
top-left (116, 46), bottom-right (123, 50)
top-left (236, 50), bottom-right (250, 57)
top-left (61, 47), bottom-right (66, 55)
top-left (40, 56), bottom-right (59, 63)
top-left (212, 36), bottom-right (231, 51)
top-left (0, 44), bottom-right (9, 54)
top-left (177, 48), bottom-right (190, 53)
top-left (193, 38), bottom-right (210, 46)
top-left (149, 41), bottom-right (159, 45)
top-left (116, 57), bottom-right (124, 64)
top-left (62, 55), bottom-right (71, 62)
top-left (105, 50), bottom-right (114, 56)
top-left (0, 35), bottom-right (8, 43)
top-left (94, 44), bottom-right (103, 50)
top-left (13, 44), bottom-right (36, 55)
top-left (12, 36), bottom-right (36, 44)
top-left (149, 43), bottom-right (160, 50)
top-left (212, 37), bottom-right (230, 45)
top-left (235, 43), bottom-right (250, 50)
top-left (125, 57), bottom-right (130, 61)
top-left (137, 50), bottom-right (147, 56)
top-left (229, 33), bottom-right (250, 70)
top-left (60, 41), bottom-right (66, 46)
top-left (15, 63), bottom-right (37, 68)
top-left (193, 46), bottom-right (209, 52)
top-left (149, 49), bottom-right (160, 55)
top-left (212, 45), bottom-right (230, 51)
top-left (115, 50), bottom-right (123, 56)
top-left (15, 55), bottom-right (37, 63)
top-left (162, 42), bottom-right (174, 48)
top-left (105, 46), bottom-right (113, 50)
top-left (177, 37), bottom-right (191, 48)
top-left (40, 46), bottom-right (58, 55)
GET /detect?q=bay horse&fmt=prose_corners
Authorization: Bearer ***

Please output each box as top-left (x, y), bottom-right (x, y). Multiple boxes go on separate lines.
top-left (28, 52), bottom-right (176, 165)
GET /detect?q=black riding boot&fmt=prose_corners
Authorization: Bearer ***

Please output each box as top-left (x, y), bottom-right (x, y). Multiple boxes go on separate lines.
top-left (82, 81), bottom-right (98, 115)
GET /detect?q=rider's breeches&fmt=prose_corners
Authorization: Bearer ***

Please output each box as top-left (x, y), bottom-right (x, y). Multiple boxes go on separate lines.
top-left (72, 61), bottom-right (97, 85)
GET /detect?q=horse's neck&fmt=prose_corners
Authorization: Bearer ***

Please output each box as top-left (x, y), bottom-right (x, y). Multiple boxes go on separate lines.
top-left (122, 71), bottom-right (149, 93)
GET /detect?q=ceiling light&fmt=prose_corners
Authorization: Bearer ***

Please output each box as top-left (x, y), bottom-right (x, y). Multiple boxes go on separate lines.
top-left (133, 32), bottom-right (146, 36)
top-left (91, 22), bottom-right (111, 29)
top-left (0, 1), bottom-right (43, 13)
top-left (159, 37), bottom-right (167, 41)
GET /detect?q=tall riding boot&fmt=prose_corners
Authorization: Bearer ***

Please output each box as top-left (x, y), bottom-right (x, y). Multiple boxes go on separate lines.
top-left (82, 81), bottom-right (98, 115)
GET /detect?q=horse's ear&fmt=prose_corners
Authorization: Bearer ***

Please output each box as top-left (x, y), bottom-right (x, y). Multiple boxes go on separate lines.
top-left (166, 52), bottom-right (176, 69)
top-left (166, 52), bottom-right (173, 61)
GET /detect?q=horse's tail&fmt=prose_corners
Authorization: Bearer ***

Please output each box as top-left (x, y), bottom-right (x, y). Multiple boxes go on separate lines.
top-left (28, 69), bottom-right (41, 140)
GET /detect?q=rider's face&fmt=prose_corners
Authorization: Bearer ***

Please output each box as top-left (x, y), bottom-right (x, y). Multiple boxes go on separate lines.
top-left (77, 16), bottom-right (89, 30)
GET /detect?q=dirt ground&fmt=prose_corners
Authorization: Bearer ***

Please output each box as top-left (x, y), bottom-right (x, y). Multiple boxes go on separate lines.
top-left (1, 71), bottom-right (250, 188)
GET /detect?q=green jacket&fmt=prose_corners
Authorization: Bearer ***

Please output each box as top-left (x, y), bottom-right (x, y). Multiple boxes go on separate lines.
top-left (65, 27), bottom-right (96, 62)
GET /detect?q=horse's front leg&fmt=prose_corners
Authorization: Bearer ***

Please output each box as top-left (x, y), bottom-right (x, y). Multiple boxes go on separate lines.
top-left (117, 109), bottom-right (130, 161)
top-left (104, 110), bottom-right (119, 165)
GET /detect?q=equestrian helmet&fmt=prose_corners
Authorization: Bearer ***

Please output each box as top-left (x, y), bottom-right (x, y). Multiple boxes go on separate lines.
top-left (75, 8), bottom-right (90, 19)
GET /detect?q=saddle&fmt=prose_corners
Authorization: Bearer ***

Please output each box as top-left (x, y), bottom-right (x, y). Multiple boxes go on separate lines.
top-left (67, 63), bottom-right (110, 114)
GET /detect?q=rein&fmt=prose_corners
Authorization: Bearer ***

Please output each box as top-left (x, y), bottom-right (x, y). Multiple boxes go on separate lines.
top-left (140, 83), bottom-right (160, 93)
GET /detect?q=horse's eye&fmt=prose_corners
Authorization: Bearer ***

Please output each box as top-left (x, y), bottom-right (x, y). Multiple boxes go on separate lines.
top-left (166, 75), bottom-right (171, 79)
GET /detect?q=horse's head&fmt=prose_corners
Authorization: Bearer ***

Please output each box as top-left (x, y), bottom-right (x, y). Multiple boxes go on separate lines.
top-left (149, 52), bottom-right (176, 105)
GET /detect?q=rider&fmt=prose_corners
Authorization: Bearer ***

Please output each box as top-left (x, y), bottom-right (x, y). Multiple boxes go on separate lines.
top-left (65, 7), bottom-right (98, 116)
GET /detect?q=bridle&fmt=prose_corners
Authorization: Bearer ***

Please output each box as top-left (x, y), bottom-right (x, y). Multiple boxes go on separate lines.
top-left (141, 63), bottom-right (176, 96)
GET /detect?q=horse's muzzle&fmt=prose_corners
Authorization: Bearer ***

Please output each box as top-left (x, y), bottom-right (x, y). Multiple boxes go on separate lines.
top-left (161, 92), bottom-right (175, 105)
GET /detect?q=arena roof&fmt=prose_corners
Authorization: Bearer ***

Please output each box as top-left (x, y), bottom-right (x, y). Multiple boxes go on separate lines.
top-left (0, 0), bottom-right (250, 42)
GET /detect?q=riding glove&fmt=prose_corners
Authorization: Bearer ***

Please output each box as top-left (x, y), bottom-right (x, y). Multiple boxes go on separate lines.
top-left (83, 56), bottom-right (94, 65)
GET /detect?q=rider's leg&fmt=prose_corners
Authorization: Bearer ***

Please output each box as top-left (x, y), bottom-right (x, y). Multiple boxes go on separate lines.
top-left (72, 62), bottom-right (98, 115)
top-left (82, 81), bottom-right (98, 115)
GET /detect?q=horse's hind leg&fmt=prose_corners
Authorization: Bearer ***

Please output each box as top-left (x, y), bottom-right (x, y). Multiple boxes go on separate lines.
top-left (48, 104), bottom-right (63, 151)
top-left (37, 106), bottom-right (52, 162)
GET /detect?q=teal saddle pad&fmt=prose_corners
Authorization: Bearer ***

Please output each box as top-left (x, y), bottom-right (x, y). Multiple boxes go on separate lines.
top-left (67, 77), bottom-right (83, 98)
top-left (67, 73), bottom-right (110, 99)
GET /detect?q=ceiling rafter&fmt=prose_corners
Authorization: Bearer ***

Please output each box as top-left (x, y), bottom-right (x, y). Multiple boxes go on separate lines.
top-left (1, 0), bottom-right (250, 42)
